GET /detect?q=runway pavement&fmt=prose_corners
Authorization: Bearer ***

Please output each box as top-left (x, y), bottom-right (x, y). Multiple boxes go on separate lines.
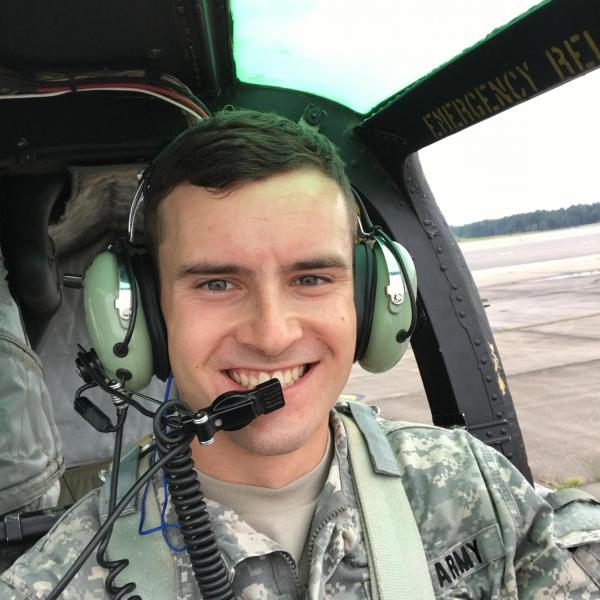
top-left (343, 223), bottom-right (600, 493)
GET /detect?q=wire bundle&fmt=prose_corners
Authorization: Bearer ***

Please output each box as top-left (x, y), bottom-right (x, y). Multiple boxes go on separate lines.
top-left (0, 66), bottom-right (210, 120)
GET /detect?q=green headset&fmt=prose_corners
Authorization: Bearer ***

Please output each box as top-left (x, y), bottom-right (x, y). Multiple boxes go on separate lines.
top-left (82, 177), bottom-right (418, 391)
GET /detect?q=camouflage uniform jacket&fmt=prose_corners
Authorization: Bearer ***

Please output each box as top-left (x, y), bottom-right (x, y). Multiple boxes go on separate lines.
top-left (1, 408), bottom-right (599, 599)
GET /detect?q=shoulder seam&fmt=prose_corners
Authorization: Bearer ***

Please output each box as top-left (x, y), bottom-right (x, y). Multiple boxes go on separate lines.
top-left (383, 420), bottom-right (463, 436)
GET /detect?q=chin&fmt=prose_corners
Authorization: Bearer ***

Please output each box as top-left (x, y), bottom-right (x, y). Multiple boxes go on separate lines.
top-left (223, 404), bottom-right (327, 457)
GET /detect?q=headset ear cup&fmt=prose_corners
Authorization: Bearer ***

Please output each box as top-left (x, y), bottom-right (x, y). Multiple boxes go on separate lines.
top-left (83, 251), bottom-right (154, 390)
top-left (359, 240), bottom-right (417, 373)
top-left (130, 253), bottom-right (170, 381)
top-left (353, 241), bottom-right (376, 362)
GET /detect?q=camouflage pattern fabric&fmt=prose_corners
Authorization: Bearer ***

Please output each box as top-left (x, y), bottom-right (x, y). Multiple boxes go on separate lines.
top-left (0, 256), bottom-right (64, 516)
top-left (378, 418), bottom-right (600, 598)
top-left (1, 410), bottom-right (599, 598)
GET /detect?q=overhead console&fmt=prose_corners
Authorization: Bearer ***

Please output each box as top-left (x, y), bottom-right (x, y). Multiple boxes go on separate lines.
top-left (0, 0), bottom-right (233, 175)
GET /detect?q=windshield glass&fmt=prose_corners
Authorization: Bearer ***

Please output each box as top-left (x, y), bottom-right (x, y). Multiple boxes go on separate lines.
top-left (231, 0), bottom-right (543, 113)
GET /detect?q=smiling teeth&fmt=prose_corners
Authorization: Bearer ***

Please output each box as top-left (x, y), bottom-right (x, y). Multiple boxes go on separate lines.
top-left (228, 366), bottom-right (306, 389)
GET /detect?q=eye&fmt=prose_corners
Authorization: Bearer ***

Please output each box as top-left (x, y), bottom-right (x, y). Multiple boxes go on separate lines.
top-left (199, 279), bottom-right (234, 292)
top-left (295, 275), bottom-right (328, 287)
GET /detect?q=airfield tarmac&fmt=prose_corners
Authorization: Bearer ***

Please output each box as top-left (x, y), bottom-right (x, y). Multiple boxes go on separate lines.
top-left (343, 223), bottom-right (600, 494)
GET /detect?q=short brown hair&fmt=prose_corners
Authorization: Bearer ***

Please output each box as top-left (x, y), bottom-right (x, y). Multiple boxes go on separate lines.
top-left (143, 109), bottom-right (354, 255)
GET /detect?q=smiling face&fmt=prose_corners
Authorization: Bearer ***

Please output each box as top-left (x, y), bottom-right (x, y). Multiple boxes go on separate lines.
top-left (157, 169), bottom-right (356, 457)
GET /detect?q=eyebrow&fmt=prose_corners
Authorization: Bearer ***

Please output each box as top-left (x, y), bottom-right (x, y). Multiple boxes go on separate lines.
top-left (176, 262), bottom-right (251, 280)
top-left (286, 256), bottom-right (351, 272)
top-left (176, 255), bottom-right (350, 280)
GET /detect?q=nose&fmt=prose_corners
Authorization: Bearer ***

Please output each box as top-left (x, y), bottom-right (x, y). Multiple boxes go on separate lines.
top-left (235, 288), bottom-right (303, 357)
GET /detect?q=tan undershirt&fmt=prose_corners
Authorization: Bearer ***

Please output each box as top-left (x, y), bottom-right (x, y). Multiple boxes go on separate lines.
top-left (196, 432), bottom-right (333, 583)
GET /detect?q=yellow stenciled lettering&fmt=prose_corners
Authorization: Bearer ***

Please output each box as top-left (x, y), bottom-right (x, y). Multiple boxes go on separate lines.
top-left (422, 113), bottom-right (442, 139)
top-left (545, 46), bottom-right (576, 80)
top-left (452, 98), bottom-right (475, 125)
top-left (583, 30), bottom-right (600, 63)
top-left (464, 91), bottom-right (485, 119)
top-left (545, 49), bottom-right (564, 79)
top-left (515, 61), bottom-right (538, 93)
top-left (487, 77), bottom-right (514, 108)
top-left (443, 102), bottom-right (462, 131)
top-left (564, 34), bottom-right (584, 72)
top-left (502, 70), bottom-right (524, 100)
top-left (476, 84), bottom-right (497, 114)
top-left (430, 107), bottom-right (452, 136)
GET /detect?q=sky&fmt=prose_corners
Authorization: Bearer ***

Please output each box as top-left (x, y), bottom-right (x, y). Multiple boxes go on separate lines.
top-left (233, 0), bottom-right (545, 114)
top-left (419, 63), bottom-right (600, 227)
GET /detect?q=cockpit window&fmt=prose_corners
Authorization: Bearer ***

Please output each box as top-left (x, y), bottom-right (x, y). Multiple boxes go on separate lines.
top-left (231, 0), bottom-right (543, 113)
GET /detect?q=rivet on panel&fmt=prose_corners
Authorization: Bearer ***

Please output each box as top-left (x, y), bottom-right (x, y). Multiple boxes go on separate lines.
top-left (486, 375), bottom-right (493, 382)
top-left (459, 310), bottom-right (466, 317)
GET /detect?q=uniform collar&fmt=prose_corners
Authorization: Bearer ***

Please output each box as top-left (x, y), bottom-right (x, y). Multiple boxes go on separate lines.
top-left (159, 409), bottom-right (364, 587)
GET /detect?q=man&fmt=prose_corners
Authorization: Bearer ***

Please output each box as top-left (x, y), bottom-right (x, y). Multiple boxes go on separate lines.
top-left (1, 109), bottom-right (598, 598)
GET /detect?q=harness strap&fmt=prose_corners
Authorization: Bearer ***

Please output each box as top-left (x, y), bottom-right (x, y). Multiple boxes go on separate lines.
top-left (103, 447), bottom-right (178, 600)
top-left (339, 402), bottom-right (436, 600)
top-left (103, 406), bottom-right (436, 599)
top-left (546, 487), bottom-right (599, 510)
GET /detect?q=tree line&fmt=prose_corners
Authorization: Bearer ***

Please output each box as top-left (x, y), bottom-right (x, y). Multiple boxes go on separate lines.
top-left (451, 203), bottom-right (600, 239)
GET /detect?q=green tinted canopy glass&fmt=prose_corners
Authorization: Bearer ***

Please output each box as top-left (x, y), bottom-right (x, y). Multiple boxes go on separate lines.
top-left (232, 0), bottom-right (542, 114)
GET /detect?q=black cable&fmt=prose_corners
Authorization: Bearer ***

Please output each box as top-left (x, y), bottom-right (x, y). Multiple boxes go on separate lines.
top-left (112, 239), bottom-right (138, 356)
top-left (61, 474), bottom-right (77, 506)
top-left (75, 348), bottom-right (162, 421)
top-left (131, 390), bottom-right (164, 407)
top-left (154, 401), bottom-right (234, 600)
top-left (125, 397), bottom-right (156, 419)
top-left (75, 347), bottom-right (159, 420)
top-left (46, 445), bottom-right (182, 600)
top-left (95, 406), bottom-right (139, 600)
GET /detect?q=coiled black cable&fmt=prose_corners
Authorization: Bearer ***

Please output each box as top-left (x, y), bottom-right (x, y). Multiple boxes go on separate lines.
top-left (153, 400), bottom-right (234, 600)
top-left (95, 405), bottom-right (141, 600)
top-left (46, 445), bottom-right (182, 600)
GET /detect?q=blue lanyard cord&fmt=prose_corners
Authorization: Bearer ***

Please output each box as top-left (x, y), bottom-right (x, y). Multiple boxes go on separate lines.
top-left (138, 373), bottom-right (186, 552)
top-left (164, 372), bottom-right (173, 405)
top-left (138, 447), bottom-right (161, 536)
